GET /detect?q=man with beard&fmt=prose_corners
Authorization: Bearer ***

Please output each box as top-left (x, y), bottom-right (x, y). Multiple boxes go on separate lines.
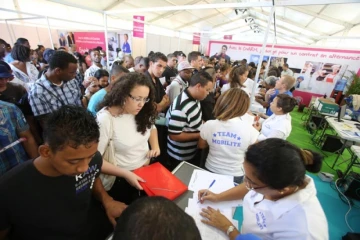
top-left (84, 48), bottom-right (106, 78)
top-left (29, 51), bottom-right (82, 127)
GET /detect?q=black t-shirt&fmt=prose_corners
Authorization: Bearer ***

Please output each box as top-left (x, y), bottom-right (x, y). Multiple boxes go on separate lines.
top-left (144, 70), bottom-right (165, 104)
top-left (0, 152), bottom-right (103, 240)
top-left (162, 66), bottom-right (177, 84)
top-left (200, 92), bottom-right (216, 122)
top-left (0, 83), bottom-right (26, 105)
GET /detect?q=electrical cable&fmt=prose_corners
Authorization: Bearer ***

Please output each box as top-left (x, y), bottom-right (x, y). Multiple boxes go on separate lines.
top-left (334, 178), bottom-right (354, 232)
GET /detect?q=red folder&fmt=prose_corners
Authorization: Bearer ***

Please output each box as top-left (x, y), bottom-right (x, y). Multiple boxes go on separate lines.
top-left (133, 162), bottom-right (188, 200)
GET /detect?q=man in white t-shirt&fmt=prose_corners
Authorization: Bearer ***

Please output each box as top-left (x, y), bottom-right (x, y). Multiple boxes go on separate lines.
top-left (84, 49), bottom-right (104, 78)
top-left (281, 63), bottom-right (294, 77)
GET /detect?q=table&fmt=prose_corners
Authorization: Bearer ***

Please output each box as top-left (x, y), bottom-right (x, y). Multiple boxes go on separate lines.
top-left (172, 161), bottom-right (203, 210)
top-left (105, 162), bottom-right (203, 240)
top-left (319, 117), bottom-right (360, 168)
top-left (250, 101), bottom-right (266, 114)
top-left (344, 145), bottom-right (360, 176)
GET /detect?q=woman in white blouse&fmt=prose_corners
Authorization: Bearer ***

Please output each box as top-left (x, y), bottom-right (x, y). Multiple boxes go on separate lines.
top-left (254, 94), bottom-right (297, 141)
top-left (9, 44), bottom-right (39, 91)
top-left (198, 88), bottom-right (259, 183)
top-left (198, 139), bottom-right (328, 240)
top-left (221, 65), bottom-right (249, 95)
top-left (97, 72), bottom-right (160, 204)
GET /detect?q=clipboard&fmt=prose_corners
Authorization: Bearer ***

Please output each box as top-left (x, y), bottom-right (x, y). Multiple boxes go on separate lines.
top-left (133, 162), bottom-right (188, 200)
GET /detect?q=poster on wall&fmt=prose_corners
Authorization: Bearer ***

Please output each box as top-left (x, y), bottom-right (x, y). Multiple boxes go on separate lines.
top-left (72, 32), bottom-right (106, 55)
top-left (208, 40), bottom-right (360, 96)
top-left (107, 32), bottom-right (119, 62)
top-left (193, 33), bottom-right (201, 45)
top-left (119, 32), bottom-right (132, 55)
top-left (56, 31), bottom-right (76, 49)
top-left (133, 15), bottom-right (144, 38)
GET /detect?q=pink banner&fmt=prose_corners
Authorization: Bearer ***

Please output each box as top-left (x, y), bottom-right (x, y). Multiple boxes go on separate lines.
top-left (224, 35), bottom-right (232, 40)
top-left (73, 32), bottom-right (106, 54)
top-left (133, 15), bottom-right (145, 38)
top-left (193, 33), bottom-right (201, 45)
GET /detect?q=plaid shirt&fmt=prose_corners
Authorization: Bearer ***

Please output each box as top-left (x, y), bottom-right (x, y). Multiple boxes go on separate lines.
top-left (29, 74), bottom-right (82, 117)
top-left (0, 101), bottom-right (29, 175)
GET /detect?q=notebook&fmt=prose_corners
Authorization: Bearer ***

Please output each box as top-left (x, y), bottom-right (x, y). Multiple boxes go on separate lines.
top-left (133, 162), bottom-right (188, 200)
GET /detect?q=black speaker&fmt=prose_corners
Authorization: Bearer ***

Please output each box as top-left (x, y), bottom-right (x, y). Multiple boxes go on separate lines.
top-left (321, 134), bottom-right (344, 153)
top-left (344, 172), bottom-right (360, 201)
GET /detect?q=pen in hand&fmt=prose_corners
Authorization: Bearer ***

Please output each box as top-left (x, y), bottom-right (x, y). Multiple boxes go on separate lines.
top-left (198, 179), bottom-right (216, 203)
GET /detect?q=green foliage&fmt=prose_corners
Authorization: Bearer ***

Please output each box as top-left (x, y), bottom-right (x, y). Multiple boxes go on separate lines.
top-left (345, 70), bottom-right (360, 96)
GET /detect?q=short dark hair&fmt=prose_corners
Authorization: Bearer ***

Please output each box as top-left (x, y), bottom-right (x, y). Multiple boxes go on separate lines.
top-left (245, 138), bottom-right (323, 190)
top-left (222, 45), bottom-right (227, 50)
top-left (43, 105), bottom-right (100, 152)
top-left (247, 68), bottom-right (256, 79)
top-left (48, 51), bottom-right (77, 70)
top-left (113, 196), bottom-right (201, 240)
top-left (149, 52), bottom-right (167, 63)
top-left (188, 51), bottom-right (201, 63)
top-left (284, 63), bottom-right (289, 68)
top-left (11, 44), bottom-right (30, 62)
top-left (167, 53), bottom-right (174, 59)
top-left (143, 57), bottom-right (150, 69)
top-left (111, 62), bottom-right (129, 78)
top-left (98, 72), bottom-right (156, 134)
top-left (89, 48), bottom-right (100, 55)
top-left (15, 38), bottom-right (29, 46)
top-left (276, 94), bottom-right (298, 114)
top-left (190, 71), bottom-right (213, 87)
top-left (0, 39), bottom-right (7, 45)
top-left (248, 62), bottom-right (256, 68)
top-left (94, 69), bottom-right (109, 80)
top-left (124, 34), bottom-right (128, 38)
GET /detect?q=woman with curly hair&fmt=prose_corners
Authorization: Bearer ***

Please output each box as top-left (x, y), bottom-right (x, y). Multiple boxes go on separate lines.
top-left (96, 72), bottom-right (160, 204)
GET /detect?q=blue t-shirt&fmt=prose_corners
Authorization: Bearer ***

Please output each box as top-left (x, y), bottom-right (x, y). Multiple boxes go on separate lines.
top-left (266, 89), bottom-right (293, 116)
top-left (4, 54), bottom-right (14, 63)
top-left (87, 88), bottom-right (107, 115)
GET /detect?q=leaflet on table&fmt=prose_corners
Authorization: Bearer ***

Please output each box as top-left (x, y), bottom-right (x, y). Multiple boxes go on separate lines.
top-left (188, 169), bottom-right (235, 193)
top-left (340, 130), bottom-right (360, 138)
top-left (185, 198), bottom-right (238, 240)
top-left (192, 192), bottom-right (242, 210)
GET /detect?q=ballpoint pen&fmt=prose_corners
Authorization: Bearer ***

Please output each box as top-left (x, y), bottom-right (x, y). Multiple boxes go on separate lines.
top-left (198, 179), bottom-right (216, 203)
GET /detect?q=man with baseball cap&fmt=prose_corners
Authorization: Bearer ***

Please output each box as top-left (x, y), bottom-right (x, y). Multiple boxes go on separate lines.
top-left (167, 61), bottom-right (194, 104)
top-left (0, 65), bottom-right (27, 106)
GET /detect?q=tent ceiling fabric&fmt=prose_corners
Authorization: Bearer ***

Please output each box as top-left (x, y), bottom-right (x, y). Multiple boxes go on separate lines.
top-left (1, 0), bottom-right (360, 47)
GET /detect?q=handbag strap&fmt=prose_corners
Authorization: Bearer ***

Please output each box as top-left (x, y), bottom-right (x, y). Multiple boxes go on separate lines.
top-left (102, 109), bottom-right (115, 159)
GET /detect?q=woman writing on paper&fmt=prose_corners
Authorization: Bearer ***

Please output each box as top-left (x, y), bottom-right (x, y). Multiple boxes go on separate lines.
top-left (97, 72), bottom-right (160, 204)
top-left (253, 94), bottom-right (297, 141)
top-left (198, 138), bottom-right (328, 240)
top-left (198, 88), bottom-right (259, 183)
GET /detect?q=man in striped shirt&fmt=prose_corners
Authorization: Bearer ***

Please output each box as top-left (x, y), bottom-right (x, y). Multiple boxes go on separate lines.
top-left (166, 71), bottom-right (213, 170)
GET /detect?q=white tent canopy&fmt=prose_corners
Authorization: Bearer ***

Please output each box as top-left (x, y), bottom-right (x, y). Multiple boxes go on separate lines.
top-left (0, 0), bottom-right (360, 49)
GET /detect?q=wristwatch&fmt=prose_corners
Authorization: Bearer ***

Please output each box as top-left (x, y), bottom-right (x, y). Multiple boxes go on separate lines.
top-left (226, 225), bottom-right (235, 236)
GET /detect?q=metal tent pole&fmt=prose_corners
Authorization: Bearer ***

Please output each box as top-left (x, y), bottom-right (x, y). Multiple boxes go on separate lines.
top-left (103, 13), bottom-right (110, 70)
top-left (5, 20), bottom-right (14, 44)
top-left (46, 17), bottom-right (54, 49)
top-left (251, 6), bottom-right (275, 106)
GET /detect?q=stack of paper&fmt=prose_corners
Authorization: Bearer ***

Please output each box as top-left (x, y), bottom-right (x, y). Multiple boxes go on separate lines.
top-left (185, 170), bottom-right (242, 240)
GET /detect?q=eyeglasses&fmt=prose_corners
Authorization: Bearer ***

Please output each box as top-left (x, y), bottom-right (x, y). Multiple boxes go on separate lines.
top-left (243, 175), bottom-right (268, 191)
top-left (128, 94), bottom-right (150, 103)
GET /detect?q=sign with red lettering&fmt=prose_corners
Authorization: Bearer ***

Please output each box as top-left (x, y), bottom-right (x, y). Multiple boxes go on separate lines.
top-left (193, 33), bottom-right (201, 45)
top-left (133, 15), bottom-right (145, 38)
top-left (224, 35), bottom-right (232, 40)
top-left (208, 40), bottom-right (360, 99)
top-left (74, 32), bottom-right (106, 54)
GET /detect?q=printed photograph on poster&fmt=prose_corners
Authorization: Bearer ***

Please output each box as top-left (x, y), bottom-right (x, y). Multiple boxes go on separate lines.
top-left (210, 44), bottom-right (231, 63)
top-left (249, 55), bottom-right (269, 65)
top-left (57, 31), bottom-right (76, 49)
top-left (308, 63), bottom-right (347, 95)
top-left (107, 33), bottom-right (119, 62)
top-left (269, 57), bottom-right (288, 68)
top-left (119, 33), bottom-right (132, 55)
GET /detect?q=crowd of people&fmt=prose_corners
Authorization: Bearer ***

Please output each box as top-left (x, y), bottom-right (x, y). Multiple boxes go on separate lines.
top-left (0, 37), bottom-right (328, 239)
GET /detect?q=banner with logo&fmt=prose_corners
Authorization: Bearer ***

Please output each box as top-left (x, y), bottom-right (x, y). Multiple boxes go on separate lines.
top-left (73, 32), bottom-right (106, 54)
top-left (208, 40), bottom-right (360, 98)
top-left (193, 33), bottom-right (201, 45)
top-left (133, 15), bottom-right (145, 38)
